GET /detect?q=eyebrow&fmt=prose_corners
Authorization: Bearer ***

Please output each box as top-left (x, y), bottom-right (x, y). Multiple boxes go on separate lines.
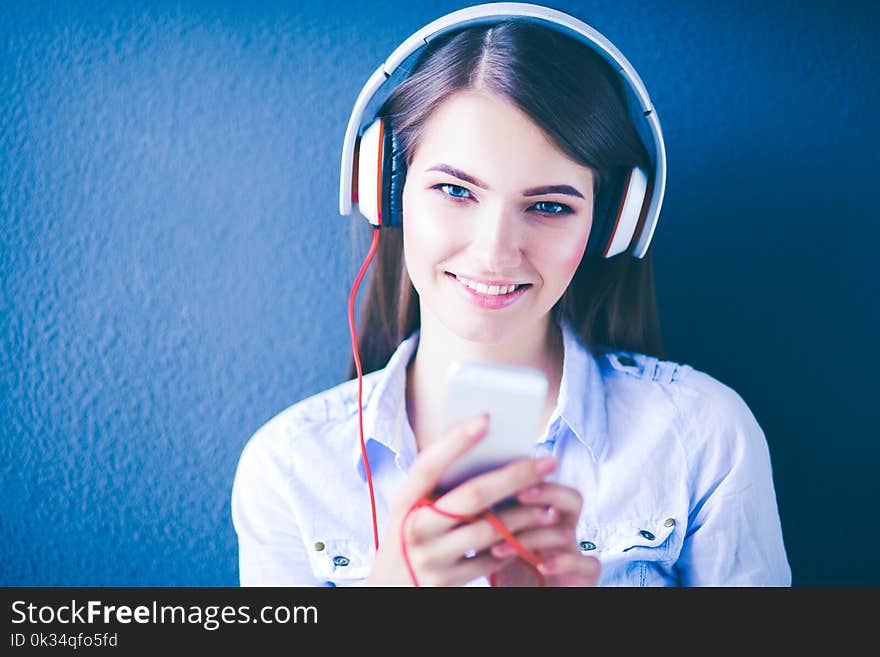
top-left (425, 163), bottom-right (585, 199)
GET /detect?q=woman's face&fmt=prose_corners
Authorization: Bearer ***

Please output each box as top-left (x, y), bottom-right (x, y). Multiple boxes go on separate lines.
top-left (402, 90), bottom-right (595, 344)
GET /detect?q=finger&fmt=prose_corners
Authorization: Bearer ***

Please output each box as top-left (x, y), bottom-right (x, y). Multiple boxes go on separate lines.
top-left (537, 552), bottom-right (601, 585)
top-left (516, 482), bottom-right (583, 524)
top-left (429, 503), bottom-right (560, 562)
top-left (395, 413), bottom-right (490, 510)
top-left (433, 455), bottom-right (558, 519)
top-left (415, 552), bottom-right (516, 587)
top-left (489, 525), bottom-right (574, 559)
top-left (447, 551), bottom-right (521, 587)
top-left (402, 502), bottom-right (465, 547)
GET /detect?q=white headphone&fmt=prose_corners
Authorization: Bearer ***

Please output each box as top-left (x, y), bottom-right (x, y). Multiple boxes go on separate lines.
top-left (339, 2), bottom-right (667, 259)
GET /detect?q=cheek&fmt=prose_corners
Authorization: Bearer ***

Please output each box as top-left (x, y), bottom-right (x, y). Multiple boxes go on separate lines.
top-left (541, 223), bottom-right (591, 283)
top-left (561, 238), bottom-right (588, 271)
top-left (402, 188), bottom-right (457, 278)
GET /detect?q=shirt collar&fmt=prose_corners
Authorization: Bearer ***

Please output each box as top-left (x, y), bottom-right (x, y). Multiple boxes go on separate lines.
top-left (352, 316), bottom-right (608, 478)
top-left (549, 317), bottom-right (608, 462)
top-left (352, 329), bottom-right (420, 478)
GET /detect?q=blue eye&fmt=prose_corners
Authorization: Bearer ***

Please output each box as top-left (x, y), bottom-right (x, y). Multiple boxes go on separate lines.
top-left (432, 184), bottom-right (573, 216)
top-left (434, 183), bottom-right (472, 200)
top-left (532, 201), bottom-right (572, 215)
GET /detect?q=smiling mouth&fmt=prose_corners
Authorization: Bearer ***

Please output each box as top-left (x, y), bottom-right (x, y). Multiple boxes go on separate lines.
top-left (445, 272), bottom-right (532, 296)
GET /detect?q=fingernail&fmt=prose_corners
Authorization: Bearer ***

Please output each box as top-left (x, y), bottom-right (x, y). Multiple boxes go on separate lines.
top-left (535, 457), bottom-right (557, 474)
top-left (493, 543), bottom-right (514, 558)
top-left (466, 414), bottom-right (488, 436)
top-left (519, 485), bottom-right (541, 501)
top-left (537, 559), bottom-right (554, 574)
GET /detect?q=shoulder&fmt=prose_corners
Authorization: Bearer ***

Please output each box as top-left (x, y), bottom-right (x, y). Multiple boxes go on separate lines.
top-left (596, 347), bottom-right (756, 418)
top-left (594, 347), bottom-right (692, 387)
top-left (595, 348), bottom-right (766, 459)
top-left (234, 372), bottom-right (382, 475)
top-left (256, 376), bottom-right (367, 437)
top-left (591, 348), bottom-right (692, 426)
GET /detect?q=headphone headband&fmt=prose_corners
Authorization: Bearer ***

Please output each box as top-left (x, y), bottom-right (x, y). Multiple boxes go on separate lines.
top-left (339, 2), bottom-right (667, 258)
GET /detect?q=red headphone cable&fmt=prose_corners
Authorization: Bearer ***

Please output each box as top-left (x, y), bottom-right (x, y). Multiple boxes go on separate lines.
top-left (348, 226), bottom-right (382, 551)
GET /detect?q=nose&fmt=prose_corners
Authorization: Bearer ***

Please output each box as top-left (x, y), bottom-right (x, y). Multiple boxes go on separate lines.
top-left (468, 203), bottom-right (523, 273)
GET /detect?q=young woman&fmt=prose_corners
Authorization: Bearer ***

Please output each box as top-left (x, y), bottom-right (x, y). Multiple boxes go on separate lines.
top-left (231, 11), bottom-right (791, 587)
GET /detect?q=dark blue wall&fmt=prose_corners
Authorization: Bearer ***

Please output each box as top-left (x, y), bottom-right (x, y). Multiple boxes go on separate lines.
top-left (2, 0), bottom-right (877, 586)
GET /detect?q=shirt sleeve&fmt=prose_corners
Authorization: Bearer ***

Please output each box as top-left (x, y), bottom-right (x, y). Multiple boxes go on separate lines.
top-left (673, 372), bottom-right (792, 586)
top-left (231, 428), bottom-right (322, 586)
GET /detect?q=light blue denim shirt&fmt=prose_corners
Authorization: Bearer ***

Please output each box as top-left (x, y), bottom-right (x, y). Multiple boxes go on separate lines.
top-left (231, 318), bottom-right (791, 586)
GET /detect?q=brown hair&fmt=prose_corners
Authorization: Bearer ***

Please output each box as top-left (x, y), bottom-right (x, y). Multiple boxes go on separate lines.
top-left (346, 20), bottom-right (663, 380)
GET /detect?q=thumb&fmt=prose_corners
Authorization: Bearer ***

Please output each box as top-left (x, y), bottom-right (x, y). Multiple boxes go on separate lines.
top-left (394, 413), bottom-right (489, 509)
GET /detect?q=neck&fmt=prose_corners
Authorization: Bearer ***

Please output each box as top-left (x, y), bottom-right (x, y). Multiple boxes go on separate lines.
top-left (405, 311), bottom-right (564, 451)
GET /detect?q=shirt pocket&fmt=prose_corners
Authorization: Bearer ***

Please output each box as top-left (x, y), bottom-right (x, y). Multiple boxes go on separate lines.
top-left (306, 537), bottom-right (373, 587)
top-left (581, 516), bottom-right (680, 586)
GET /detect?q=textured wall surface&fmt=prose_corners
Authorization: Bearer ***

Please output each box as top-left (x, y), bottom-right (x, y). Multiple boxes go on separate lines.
top-left (2, 0), bottom-right (877, 586)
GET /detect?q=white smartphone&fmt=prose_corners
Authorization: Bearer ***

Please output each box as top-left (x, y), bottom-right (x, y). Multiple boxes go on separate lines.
top-left (437, 360), bottom-right (549, 493)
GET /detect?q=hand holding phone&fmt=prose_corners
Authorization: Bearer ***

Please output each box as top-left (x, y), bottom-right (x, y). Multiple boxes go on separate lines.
top-left (437, 360), bottom-right (549, 493)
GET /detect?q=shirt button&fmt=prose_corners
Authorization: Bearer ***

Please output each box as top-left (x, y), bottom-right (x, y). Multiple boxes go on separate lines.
top-left (314, 542), bottom-right (325, 552)
top-left (664, 518), bottom-right (675, 528)
top-left (618, 356), bottom-right (636, 367)
top-left (332, 555), bottom-right (350, 567)
top-left (639, 530), bottom-right (655, 541)
top-left (579, 540), bottom-right (596, 551)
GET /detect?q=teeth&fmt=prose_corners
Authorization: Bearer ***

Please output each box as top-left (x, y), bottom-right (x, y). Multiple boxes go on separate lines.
top-left (455, 275), bottom-right (519, 296)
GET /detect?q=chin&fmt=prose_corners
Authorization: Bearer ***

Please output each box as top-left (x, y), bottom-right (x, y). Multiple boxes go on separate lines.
top-left (441, 313), bottom-right (524, 346)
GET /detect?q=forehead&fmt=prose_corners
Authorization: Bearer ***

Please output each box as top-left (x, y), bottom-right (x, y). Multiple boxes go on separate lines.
top-left (410, 90), bottom-right (593, 188)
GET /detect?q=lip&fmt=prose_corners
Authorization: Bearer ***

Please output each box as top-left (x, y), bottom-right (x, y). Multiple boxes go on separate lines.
top-left (448, 272), bottom-right (526, 287)
top-left (446, 272), bottom-right (531, 310)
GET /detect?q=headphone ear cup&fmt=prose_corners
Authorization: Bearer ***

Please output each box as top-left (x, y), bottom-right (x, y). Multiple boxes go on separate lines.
top-left (586, 167), bottom-right (648, 258)
top-left (585, 169), bottom-right (625, 257)
top-left (385, 128), bottom-right (407, 227)
top-left (354, 116), bottom-right (406, 227)
top-left (355, 117), bottom-right (383, 226)
top-left (378, 119), bottom-right (394, 227)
